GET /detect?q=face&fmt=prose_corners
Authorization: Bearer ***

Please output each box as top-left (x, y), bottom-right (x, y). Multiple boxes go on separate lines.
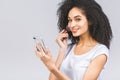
top-left (68, 7), bottom-right (89, 37)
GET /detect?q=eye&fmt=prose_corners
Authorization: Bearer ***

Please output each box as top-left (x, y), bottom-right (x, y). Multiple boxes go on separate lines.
top-left (75, 18), bottom-right (81, 22)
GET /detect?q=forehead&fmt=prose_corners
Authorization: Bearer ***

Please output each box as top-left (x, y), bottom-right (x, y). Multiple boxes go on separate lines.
top-left (68, 7), bottom-right (85, 18)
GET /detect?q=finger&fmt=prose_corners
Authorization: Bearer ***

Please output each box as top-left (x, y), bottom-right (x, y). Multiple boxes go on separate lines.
top-left (36, 46), bottom-right (40, 52)
top-left (60, 30), bottom-right (68, 35)
top-left (58, 33), bottom-right (68, 39)
top-left (60, 29), bottom-right (67, 34)
top-left (46, 47), bottom-right (49, 52)
top-left (35, 48), bottom-right (46, 60)
top-left (36, 43), bottom-right (44, 52)
top-left (63, 33), bottom-right (69, 37)
top-left (60, 29), bottom-right (65, 33)
top-left (36, 43), bottom-right (46, 57)
top-left (60, 34), bottom-right (68, 41)
top-left (37, 43), bottom-right (46, 53)
top-left (35, 48), bottom-right (41, 57)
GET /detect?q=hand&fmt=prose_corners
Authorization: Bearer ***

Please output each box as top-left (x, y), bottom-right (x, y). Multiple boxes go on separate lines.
top-left (35, 43), bottom-right (55, 71)
top-left (56, 29), bottom-right (68, 51)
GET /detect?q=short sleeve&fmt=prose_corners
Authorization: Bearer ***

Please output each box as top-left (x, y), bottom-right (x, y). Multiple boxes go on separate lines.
top-left (91, 45), bottom-right (109, 61)
top-left (91, 45), bottom-right (110, 68)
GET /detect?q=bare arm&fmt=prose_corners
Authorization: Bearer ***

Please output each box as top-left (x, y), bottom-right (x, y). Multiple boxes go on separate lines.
top-left (35, 44), bottom-right (70, 80)
top-left (49, 49), bottom-right (66, 80)
top-left (82, 54), bottom-right (107, 80)
top-left (50, 65), bottom-right (70, 80)
top-left (49, 29), bottom-right (69, 80)
top-left (34, 29), bottom-right (69, 80)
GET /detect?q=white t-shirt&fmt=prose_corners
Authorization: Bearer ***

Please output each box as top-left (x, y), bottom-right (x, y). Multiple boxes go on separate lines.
top-left (60, 43), bottom-right (109, 80)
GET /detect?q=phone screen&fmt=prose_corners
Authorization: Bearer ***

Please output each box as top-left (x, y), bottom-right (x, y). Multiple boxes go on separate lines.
top-left (33, 36), bottom-right (46, 53)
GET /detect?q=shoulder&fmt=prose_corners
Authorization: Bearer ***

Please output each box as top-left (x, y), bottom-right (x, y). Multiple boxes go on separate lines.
top-left (91, 43), bottom-right (109, 60)
top-left (96, 44), bottom-right (109, 54)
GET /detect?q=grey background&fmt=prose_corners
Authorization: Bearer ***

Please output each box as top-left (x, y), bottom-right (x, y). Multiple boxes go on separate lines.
top-left (0, 0), bottom-right (119, 80)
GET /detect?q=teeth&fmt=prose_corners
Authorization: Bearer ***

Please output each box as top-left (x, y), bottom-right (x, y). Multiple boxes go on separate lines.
top-left (72, 28), bottom-right (79, 32)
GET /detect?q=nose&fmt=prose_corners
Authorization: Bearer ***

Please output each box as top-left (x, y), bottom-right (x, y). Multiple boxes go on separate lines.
top-left (70, 20), bottom-right (76, 28)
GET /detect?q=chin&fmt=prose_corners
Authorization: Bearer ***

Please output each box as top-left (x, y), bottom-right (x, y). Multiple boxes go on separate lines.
top-left (72, 33), bottom-right (80, 37)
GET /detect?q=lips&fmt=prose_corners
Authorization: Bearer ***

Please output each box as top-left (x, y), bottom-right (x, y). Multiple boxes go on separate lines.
top-left (71, 28), bottom-right (79, 33)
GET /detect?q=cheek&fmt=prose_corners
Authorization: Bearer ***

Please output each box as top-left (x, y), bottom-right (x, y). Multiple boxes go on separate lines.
top-left (78, 21), bottom-right (89, 32)
top-left (79, 21), bottom-right (88, 28)
top-left (78, 20), bottom-right (87, 26)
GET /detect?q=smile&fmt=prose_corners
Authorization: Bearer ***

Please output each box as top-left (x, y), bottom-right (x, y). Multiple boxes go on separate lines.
top-left (71, 28), bottom-right (79, 33)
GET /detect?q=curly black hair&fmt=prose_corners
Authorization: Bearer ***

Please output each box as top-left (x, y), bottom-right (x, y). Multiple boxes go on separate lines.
top-left (57, 0), bottom-right (113, 49)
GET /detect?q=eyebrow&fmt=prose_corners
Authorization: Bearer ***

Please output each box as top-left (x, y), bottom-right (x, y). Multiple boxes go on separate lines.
top-left (68, 15), bottom-right (82, 19)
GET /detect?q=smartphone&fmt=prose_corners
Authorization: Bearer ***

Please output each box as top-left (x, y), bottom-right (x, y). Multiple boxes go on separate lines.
top-left (33, 36), bottom-right (46, 53)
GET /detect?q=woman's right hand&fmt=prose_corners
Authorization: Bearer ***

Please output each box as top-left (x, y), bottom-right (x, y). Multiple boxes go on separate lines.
top-left (56, 29), bottom-right (68, 51)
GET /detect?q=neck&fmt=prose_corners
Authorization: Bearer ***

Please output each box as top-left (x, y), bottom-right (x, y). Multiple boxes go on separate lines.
top-left (77, 35), bottom-right (98, 47)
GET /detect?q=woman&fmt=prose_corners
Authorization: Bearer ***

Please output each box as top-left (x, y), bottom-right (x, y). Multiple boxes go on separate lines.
top-left (35, 0), bottom-right (113, 80)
